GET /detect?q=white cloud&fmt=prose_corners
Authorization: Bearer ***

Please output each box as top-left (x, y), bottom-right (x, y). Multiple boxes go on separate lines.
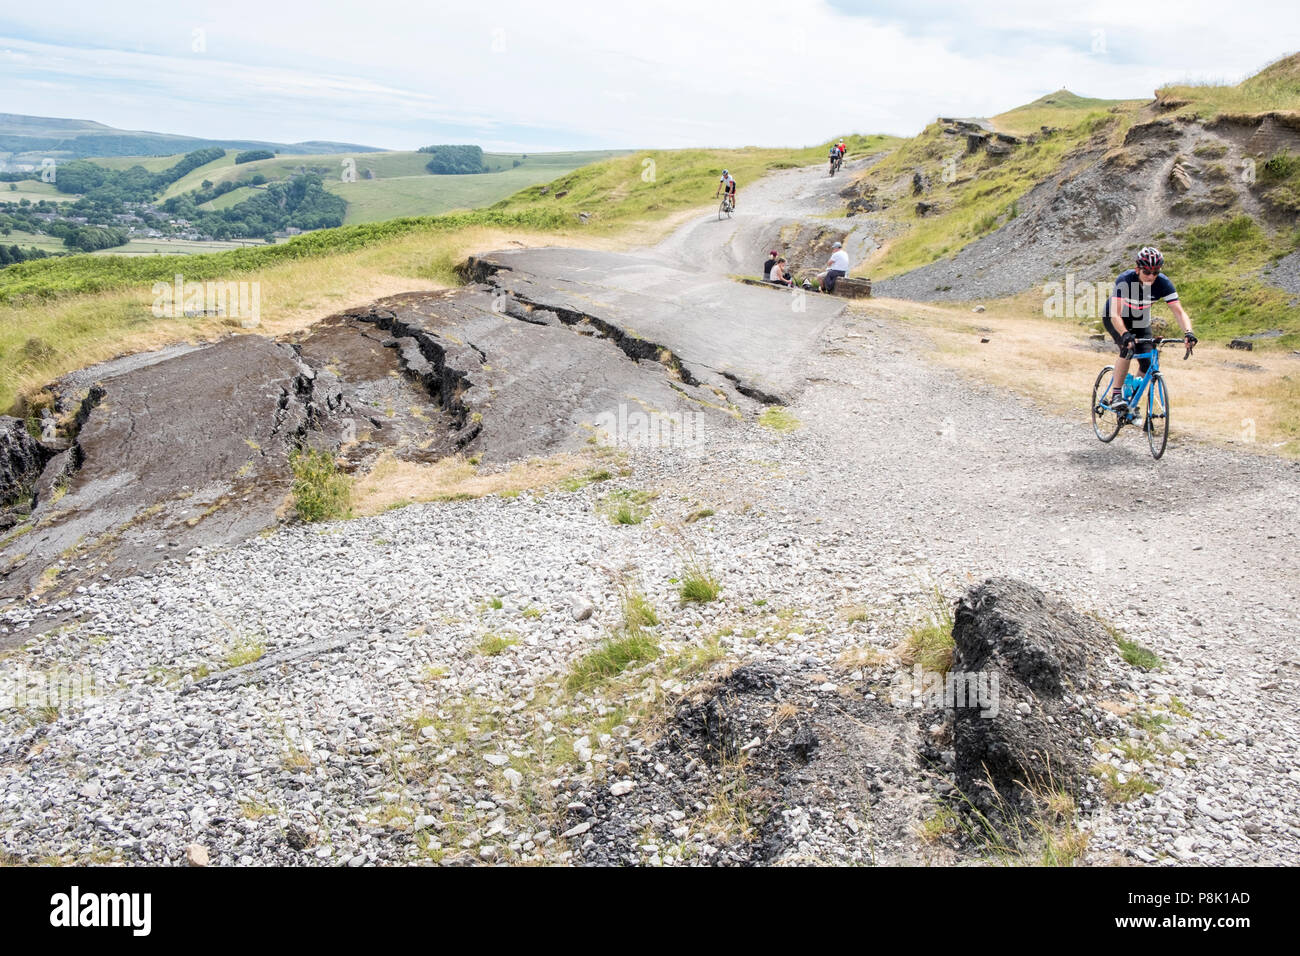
top-left (1, 0), bottom-right (1296, 149)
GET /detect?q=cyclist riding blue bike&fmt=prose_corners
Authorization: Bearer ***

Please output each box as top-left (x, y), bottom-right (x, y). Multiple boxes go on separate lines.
top-left (1103, 246), bottom-right (1196, 414)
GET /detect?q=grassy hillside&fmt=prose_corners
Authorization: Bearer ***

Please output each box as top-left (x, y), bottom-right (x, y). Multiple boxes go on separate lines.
top-left (199, 186), bottom-right (260, 211)
top-left (862, 111), bottom-right (1126, 279)
top-left (1156, 51), bottom-right (1300, 119)
top-left (2, 181), bottom-right (74, 203)
top-left (488, 135), bottom-right (900, 229)
top-left (0, 113), bottom-right (382, 161)
top-left (864, 53), bottom-right (1300, 287)
top-left (91, 153), bottom-right (192, 173)
top-left (157, 148), bottom-right (630, 201)
top-left (992, 90), bottom-right (1143, 136)
top-left (327, 166), bottom-right (591, 224)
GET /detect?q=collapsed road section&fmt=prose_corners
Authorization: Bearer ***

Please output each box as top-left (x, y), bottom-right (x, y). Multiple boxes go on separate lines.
top-left (2, 247), bottom-right (843, 606)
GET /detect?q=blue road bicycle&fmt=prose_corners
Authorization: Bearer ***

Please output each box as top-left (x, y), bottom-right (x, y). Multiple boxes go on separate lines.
top-left (1091, 336), bottom-right (1193, 460)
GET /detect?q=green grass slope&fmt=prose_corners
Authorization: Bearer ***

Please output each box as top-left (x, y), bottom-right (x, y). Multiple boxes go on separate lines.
top-left (992, 90), bottom-right (1143, 136)
top-left (1157, 51), bottom-right (1300, 119)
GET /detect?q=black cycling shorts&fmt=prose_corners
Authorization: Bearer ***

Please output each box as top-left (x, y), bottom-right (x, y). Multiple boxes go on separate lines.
top-left (1103, 315), bottom-right (1153, 374)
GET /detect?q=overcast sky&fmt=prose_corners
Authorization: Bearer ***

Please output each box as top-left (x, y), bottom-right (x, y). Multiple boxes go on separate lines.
top-left (3, 1), bottom-right (1297, 151)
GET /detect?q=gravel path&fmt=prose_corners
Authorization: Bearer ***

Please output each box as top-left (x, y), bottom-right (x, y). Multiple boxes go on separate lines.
top-left (2, 160), bottom-right (1297, 867)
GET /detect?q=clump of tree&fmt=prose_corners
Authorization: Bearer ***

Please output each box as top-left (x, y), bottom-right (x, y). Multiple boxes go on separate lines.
top-left (418, 144), bottom-right (487, 175)
top-left (235, 149), bottom-right (275, 164)
top-left (0, 244), bottom-right (56, 267)
top-left (162, 173), bottom-right (345, 239)
top-left (52, 147), bottom-right (227, 202)
top-left (62, 225), bottom-right (129, 252)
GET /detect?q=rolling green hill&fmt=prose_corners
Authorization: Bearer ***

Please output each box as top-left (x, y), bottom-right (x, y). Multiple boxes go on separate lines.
top-left (1, 181), bottom-right (74, 203)
top-left (992, 90), bottom-right (1143, 136)
top-left (0, 112), bottom-right (381, 163)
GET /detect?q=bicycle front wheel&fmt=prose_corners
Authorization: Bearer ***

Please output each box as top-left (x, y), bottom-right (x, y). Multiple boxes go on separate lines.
top-left (1091, 365), bottom-right (1121, 443)
top-left (718, 199), bottom-right (727, 221)
top-left (1146, 372), bottom-right (1169, 459)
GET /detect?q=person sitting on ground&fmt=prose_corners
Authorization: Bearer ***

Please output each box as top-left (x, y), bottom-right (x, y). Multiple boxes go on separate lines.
top-left (816, 241), bottom-right (849, 292)
top-left (763, 250), bottom-right (779, 279)
top-left (768, 256), bottom-right (794, 287)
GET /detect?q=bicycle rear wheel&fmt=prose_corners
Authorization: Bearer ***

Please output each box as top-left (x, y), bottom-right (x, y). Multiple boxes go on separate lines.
top-left (1146, 372), bottom-right (1169, 459)
top-left (1091, 365), bottom-right (1121, 442)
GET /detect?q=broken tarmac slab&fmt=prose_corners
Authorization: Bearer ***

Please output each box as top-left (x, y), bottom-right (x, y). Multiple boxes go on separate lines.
top-left (0, 334), bottom-right (356, 603)
top-left (344, 283), bottom-right (738, 463)
top-left (464, 246), bottom-right (846, 406)
top-left (4, 244), bottom-right (845, 609)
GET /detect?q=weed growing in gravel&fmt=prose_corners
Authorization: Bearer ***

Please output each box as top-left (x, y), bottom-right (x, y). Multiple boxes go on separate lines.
top-left (758, 407), bottom-right (801, 432)
top-left (1091, 762), bottom-right (1159, 803)
top-left (477, 632), bottom-right (518, 656)
top-left (932, 768), bottom-right (1090, 865)
top-left (621, 590), bottom-right (660, 630)
top-left (522, 606), bottom-right (542, 619)
top-left (684, 507), bottom-right (715, 523)
top-left (223, 636), bottom-right (265, 668)
top-left (839, 604), bottom-right (872, 624)
top-left (289, 448), bottom-right (352, 522)
top-left (1131, 710), bottom-right (1172, 733)
top-left (0, 522), bottom-right (33, 549)
top-left (567, 632), bottom-right (661, 691)
top-left (1167, 696), bottom-right (1192, 718)
top-left (664, 635), bottom-right (726, 677)
top-left (1097, 617), bottom-right (1162, 670)
top-left (838, 645), bottom-right (890, 669)
top-left (1032, 790), bottom-right (1090, 866)
top-left (917, 804), bottom-right (961, 844)
top-left (702, 752), bottom-right (756, 842)
top-left (560, 468), bottom-right (613, 492)
top-left (900, 590), bottom-right (955, 674)
top-left (1116, 636), bottom-right (1161, 671)
top-left (678, 562), bottom-right (721, 603)
top-left (598, 488), bottom-right (656, 525)
top-left (567, 588), bottom-right (662, 690)
top-left (487, 596), bottom-right (504, 610)
top-left (282, 741), bottom-right (313, 771)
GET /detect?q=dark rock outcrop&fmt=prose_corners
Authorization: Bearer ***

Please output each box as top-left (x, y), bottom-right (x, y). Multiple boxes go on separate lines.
top-left (1, 416), bottom-right (52, 512)
top-left (947, 577), bottom-right (1113, 823)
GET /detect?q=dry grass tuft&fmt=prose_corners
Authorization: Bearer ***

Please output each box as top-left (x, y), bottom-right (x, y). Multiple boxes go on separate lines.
top-left (350, 451), bottom-right (592, 516)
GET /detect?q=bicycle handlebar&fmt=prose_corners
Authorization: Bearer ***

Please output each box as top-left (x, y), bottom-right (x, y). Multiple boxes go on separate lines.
top-left (1134, 336), bottom-right (1194, 360)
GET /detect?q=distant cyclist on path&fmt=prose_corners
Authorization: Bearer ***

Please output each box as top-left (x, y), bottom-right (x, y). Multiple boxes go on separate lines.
top-left (716, 170), bottom-right (737, 211)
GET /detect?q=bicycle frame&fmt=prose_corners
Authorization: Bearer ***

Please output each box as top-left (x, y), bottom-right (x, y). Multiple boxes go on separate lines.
top-left (1092, 335), bottom-right (1190, 458)
top-left (1118, 344), bottom-right (1161, 418)
top-left (1100, 336), bottom-right (1187, 419)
